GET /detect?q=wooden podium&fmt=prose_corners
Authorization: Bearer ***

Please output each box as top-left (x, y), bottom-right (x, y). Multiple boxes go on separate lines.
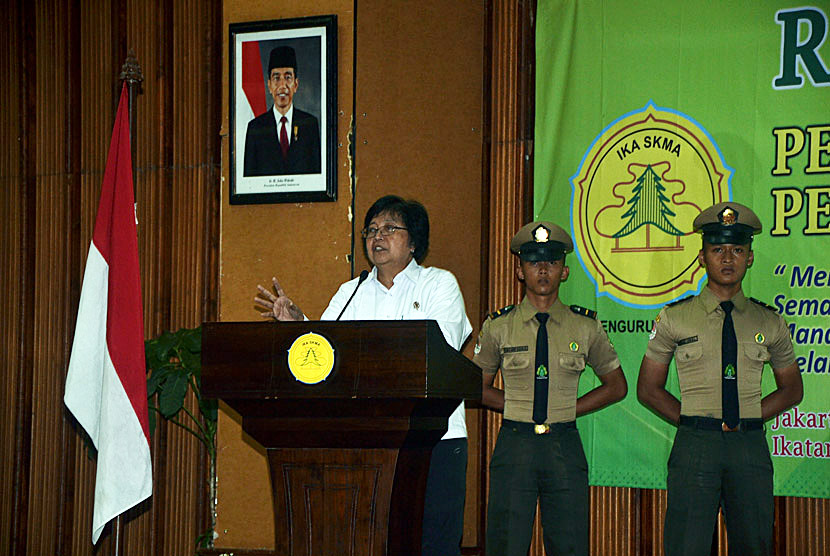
top-left (202, 320), bottom-right (480, 556)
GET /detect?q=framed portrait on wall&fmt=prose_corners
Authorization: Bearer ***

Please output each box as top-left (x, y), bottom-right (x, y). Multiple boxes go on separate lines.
top-left (229, 15), bottom-right (337, 204)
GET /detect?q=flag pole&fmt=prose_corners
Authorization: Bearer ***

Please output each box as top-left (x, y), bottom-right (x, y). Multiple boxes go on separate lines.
top-left (119, 50), bottom-right (143, 197)
top-left (113, 50), bottom-right (143, 556)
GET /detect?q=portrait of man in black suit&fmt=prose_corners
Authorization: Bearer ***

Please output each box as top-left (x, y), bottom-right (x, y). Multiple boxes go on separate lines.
top-left (243, 46), bottom-right (321, 176)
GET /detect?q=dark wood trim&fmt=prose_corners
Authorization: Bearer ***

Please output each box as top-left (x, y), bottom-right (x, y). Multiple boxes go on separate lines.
top-left (58, 0), bottom-right (83, 553)
top-left (637, 489), bottom-right (650, 555)
top-left (774, 497), bottom-right (786, 556)
top-left (11, 0), bottom-right (37, 553)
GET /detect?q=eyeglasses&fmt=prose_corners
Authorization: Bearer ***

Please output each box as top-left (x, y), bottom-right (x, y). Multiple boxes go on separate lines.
top-left (361, 225), bottom-right (408, 239)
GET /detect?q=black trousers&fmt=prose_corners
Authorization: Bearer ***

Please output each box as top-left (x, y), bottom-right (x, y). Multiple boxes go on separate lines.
top-left (665, 422), bottom-right (773, 556)
top-left (421, 437), bottom-right (468, 556)
top-left (486, 421), bottom-right (589, 556)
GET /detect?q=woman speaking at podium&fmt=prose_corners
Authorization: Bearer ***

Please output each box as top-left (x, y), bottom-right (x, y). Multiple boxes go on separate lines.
top-left (255, 195), bottom-right (472, 556)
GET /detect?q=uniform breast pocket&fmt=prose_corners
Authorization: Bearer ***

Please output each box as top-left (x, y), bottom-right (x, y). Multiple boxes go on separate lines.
top-left (674, 343), bottom-right (704, 391)
top-left (741, 343), bottom-right (769, 377)
top-left (502, 354), bottom-right (532, 400)
top-left (675, 343), bottom-right (703, 367)
top-left (502, 353), bottom-right (530, 370)
top-left (557, 353), bottom-right (585, 393)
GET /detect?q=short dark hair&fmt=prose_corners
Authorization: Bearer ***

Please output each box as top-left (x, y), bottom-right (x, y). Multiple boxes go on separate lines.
top-left (364, 195), bottom-right (429, 263)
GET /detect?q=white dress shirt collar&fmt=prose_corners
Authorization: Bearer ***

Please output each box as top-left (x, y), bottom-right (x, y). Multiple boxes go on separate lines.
top-left (369, 257), bottom-right (420, 292)
top-left (272, 104), bottom-right (295, 143)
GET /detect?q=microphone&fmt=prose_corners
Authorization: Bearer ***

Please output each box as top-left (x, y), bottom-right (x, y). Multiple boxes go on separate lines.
top-left (336, 270), bottom-right (369, 320)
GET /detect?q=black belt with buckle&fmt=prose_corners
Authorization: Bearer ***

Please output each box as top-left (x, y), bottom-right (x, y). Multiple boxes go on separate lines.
top-left (501, 419), bottom-right (576, 435)
top-left (678, 415), bottom-right (764, 432)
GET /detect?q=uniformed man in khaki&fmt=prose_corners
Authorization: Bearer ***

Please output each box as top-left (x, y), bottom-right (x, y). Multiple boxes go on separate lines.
top-left (637, 202), bottom-right (803, 556)
top-left (477, 221), bottom-right (627, 556)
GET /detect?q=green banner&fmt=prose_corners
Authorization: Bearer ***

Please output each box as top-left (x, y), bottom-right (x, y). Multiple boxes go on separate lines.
top-left (535, 1), bottom-right (830, 498)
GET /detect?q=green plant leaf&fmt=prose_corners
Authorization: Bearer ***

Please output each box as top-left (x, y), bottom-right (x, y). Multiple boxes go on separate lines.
top-left (155, 330), bottom-right (177, 356)
top-left (159, 373), bottom-right (188, 418)
top-left (182, 327), bottom-right (202, 353)
top-left (145, 339), bottom-right (167, 371)
top-left (180, 348), bottom-right (200, 375)
top-left (200, 398), bottom-right (218, 422)
top-left (146, 367), bottom-right (167, 396)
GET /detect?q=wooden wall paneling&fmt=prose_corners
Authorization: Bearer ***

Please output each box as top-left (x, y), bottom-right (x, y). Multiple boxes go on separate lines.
top-left (26, 1), bottom-right (71, 554)
top-left (590, 486), bottom-right (638, 555)
top-left (784, 497), bottom-right (830, 556)
top-left (0, 0), bottom-right (221, 554)
top-left (639, 487), bottom-right (666, 556)
top-left (57, 0), bottom-right (83, 552)
top-left (10, 0), bottom-right (38, 551)
top-left (1, 0), bottom-right (23, 553)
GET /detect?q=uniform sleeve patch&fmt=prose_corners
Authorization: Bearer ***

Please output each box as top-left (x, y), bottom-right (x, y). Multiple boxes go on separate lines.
top-left (569, 305), bottom-right (597, 320)
top-left (749, 297), bottom-right (777, 312)
top-left (489, 304), bottom-right (515, 320)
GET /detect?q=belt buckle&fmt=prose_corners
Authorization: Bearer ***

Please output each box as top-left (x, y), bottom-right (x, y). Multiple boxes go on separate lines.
top-left (722, 422), bottom-right (739, 432)
top-left (534, 424), bottom-right (550, 435)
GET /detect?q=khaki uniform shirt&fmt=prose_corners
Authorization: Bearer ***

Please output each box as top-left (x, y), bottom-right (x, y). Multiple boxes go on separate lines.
top-left (645, 287), bottom-right (796, 419)
top-left (474, 296), bottom-right (621, 423)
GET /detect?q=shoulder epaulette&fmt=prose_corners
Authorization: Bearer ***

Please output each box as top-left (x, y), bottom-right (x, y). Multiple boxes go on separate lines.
top-left (488, 304), bottom-right (515, 320)
top-left (750, 297), bottom-right (777, 312)
top-left (666, 296), bottom-right (694, 308)
top-left (569, 305), bottom-right (597, 320)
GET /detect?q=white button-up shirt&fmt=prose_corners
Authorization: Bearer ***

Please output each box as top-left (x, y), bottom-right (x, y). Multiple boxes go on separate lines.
top-left (320, 258), bottom-right (473, 439)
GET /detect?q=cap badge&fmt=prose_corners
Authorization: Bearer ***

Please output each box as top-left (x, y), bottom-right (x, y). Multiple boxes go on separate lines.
top-left (719, 207), bottom-right (738, 226)
top-left (533, 225), bottom-right (551, 243)
top-left (755, 332), bottom-right (765, 344)
top-left (569, 341), bottom-right (579, 352)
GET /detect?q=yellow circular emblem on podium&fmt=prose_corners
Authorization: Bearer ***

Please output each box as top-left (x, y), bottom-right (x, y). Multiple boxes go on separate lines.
top-left (287, 332), bottom-right (335, 384)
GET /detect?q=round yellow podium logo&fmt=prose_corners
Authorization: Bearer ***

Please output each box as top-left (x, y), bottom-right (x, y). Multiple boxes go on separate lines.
top-left (571, 102), bottom-right (732, 307)
top-left (287, 332), bottom-right (335, 384)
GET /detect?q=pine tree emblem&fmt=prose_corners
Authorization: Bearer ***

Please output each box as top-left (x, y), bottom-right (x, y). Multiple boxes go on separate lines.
top-left (613, 165), bottom-right (683, 239)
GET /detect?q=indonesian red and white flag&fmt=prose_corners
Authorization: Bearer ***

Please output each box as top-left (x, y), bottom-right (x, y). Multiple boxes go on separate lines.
top-left (65, 83), bottom-right (152, 544)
